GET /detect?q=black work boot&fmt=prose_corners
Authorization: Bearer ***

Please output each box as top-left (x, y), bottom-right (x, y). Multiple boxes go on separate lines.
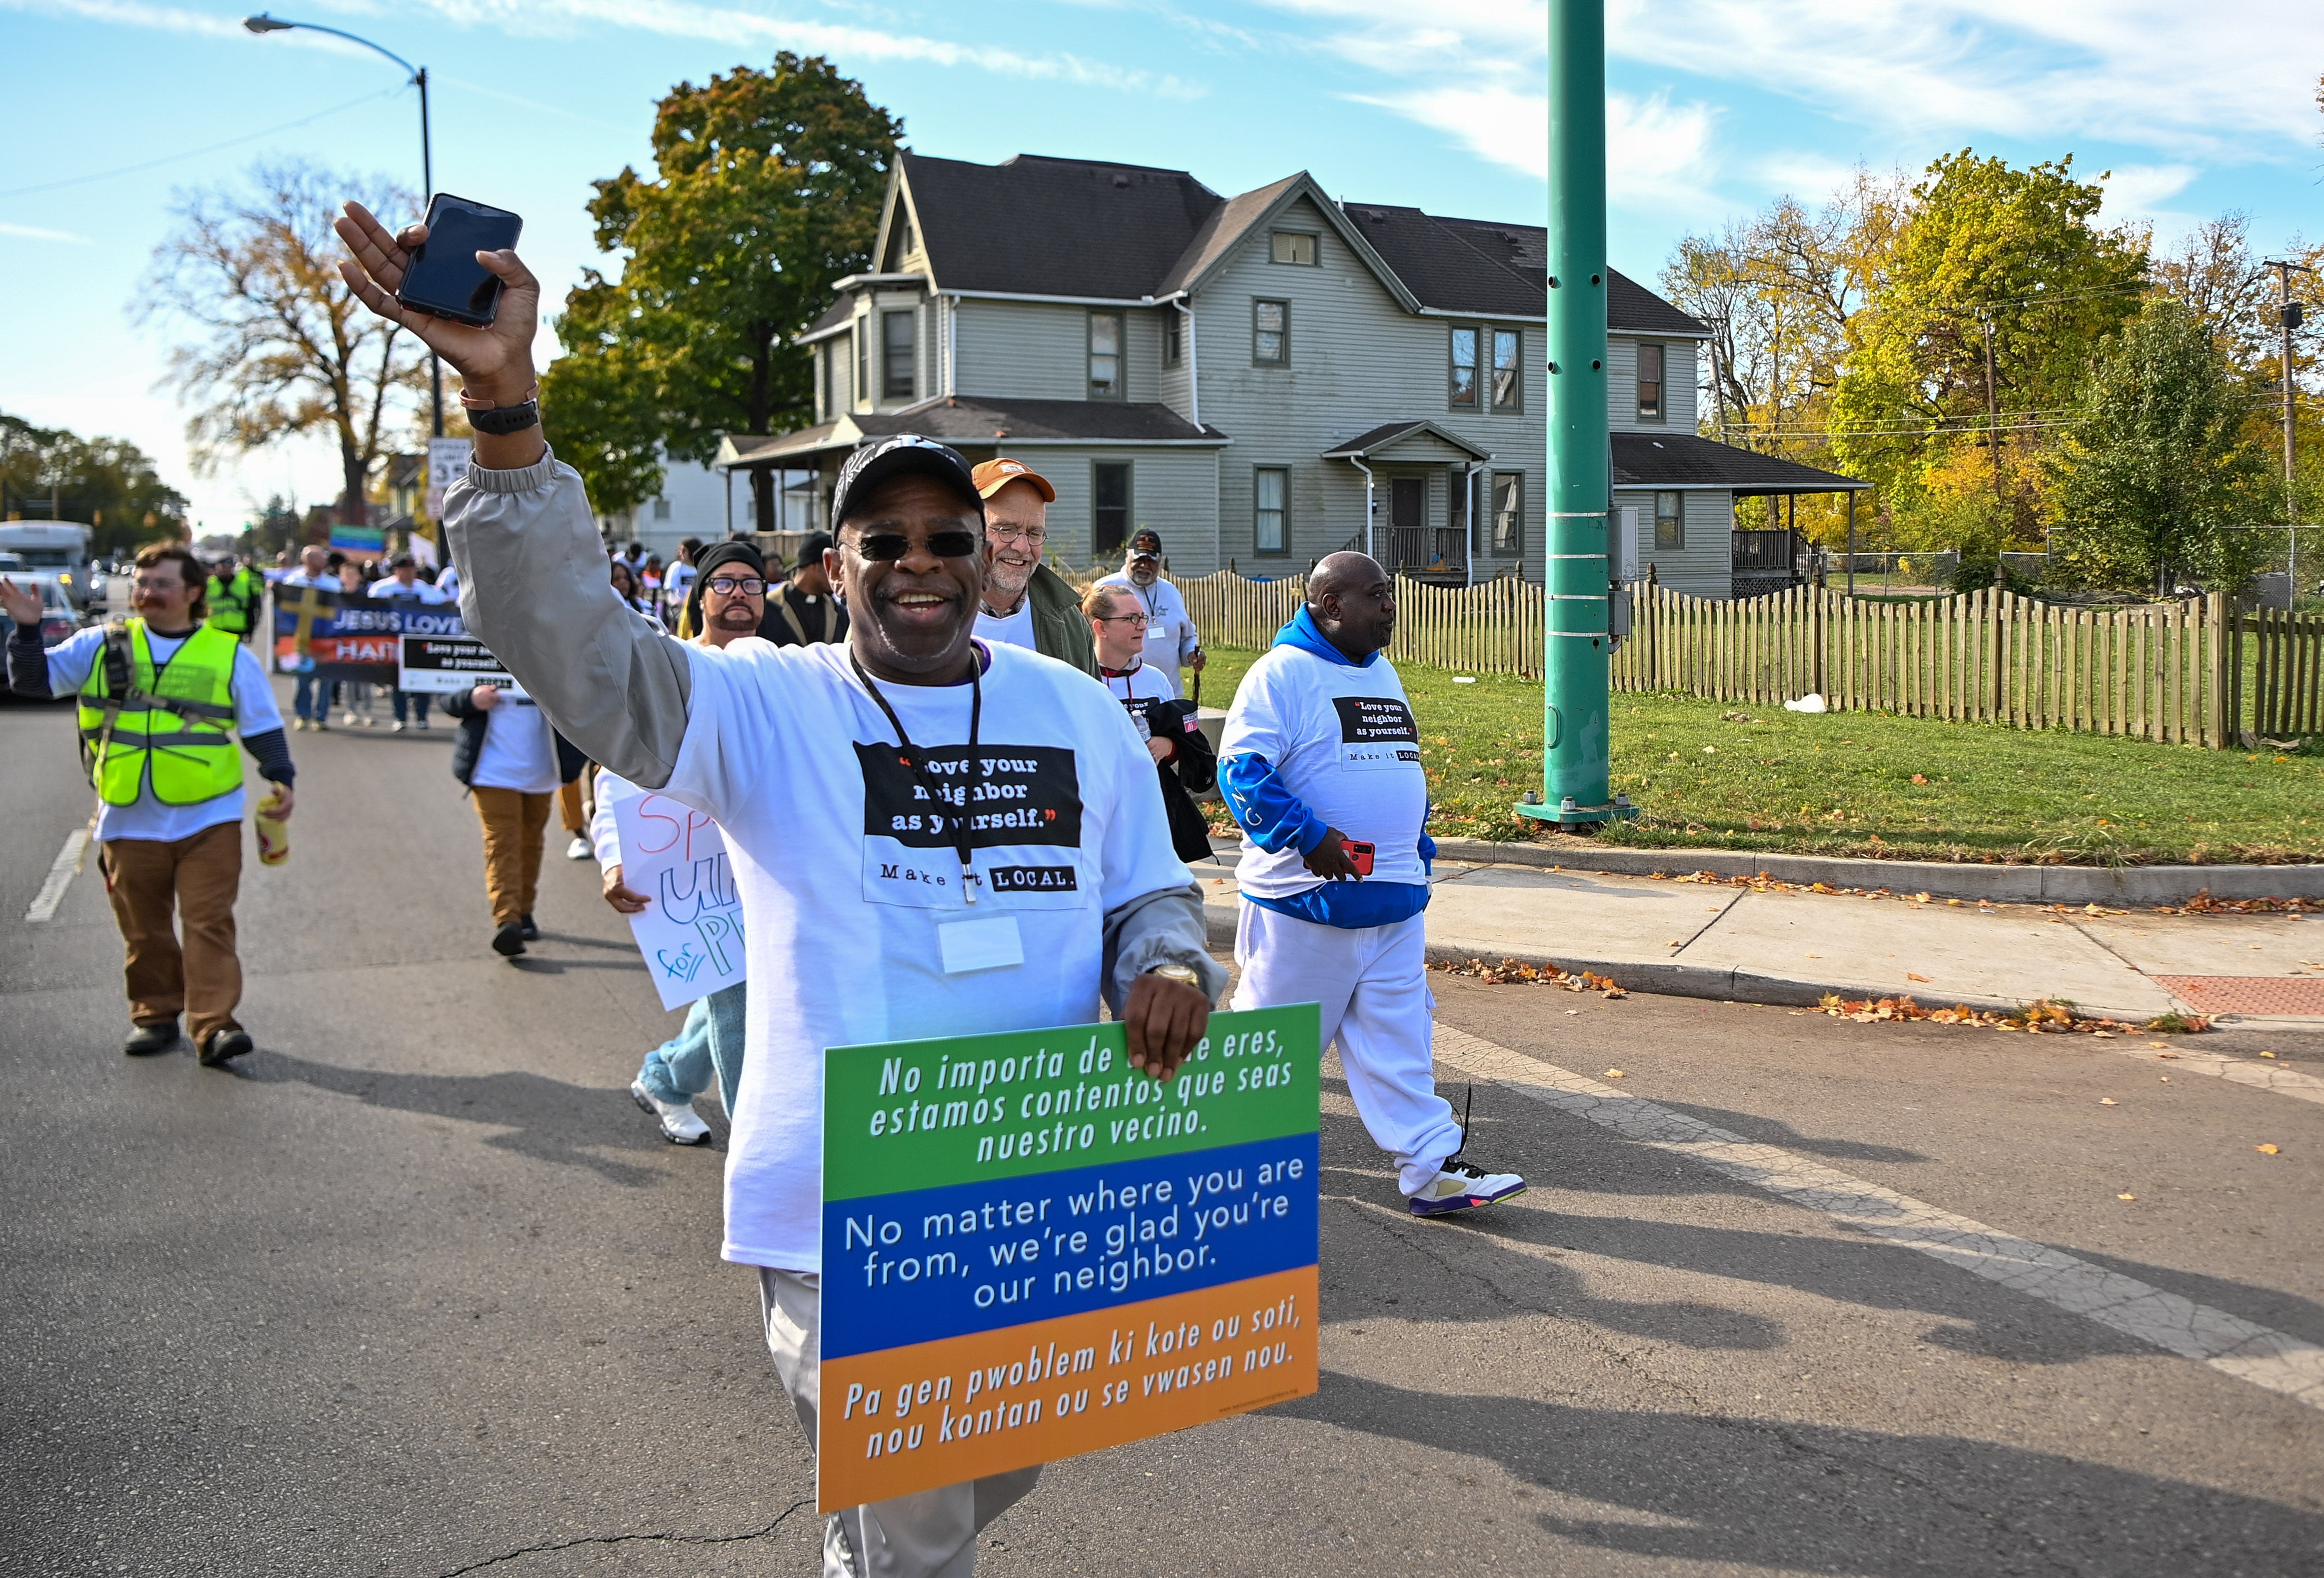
top-left (197, 1028), bottom-right (254, 1067)
top-left (123, 1020), bottom-right (180, 1057)
top-left (519, 913), bottom-right (541, 942)
top-left (492, 920), bottom-right (527, 957)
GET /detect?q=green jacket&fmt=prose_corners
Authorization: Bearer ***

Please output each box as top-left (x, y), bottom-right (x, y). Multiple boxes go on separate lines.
top-left (1025, 562), bottom-right (1096, 676)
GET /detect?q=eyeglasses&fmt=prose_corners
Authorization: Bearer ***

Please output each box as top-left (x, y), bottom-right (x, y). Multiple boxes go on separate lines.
top-left (704, 576), bottom-right (765, 595)
top-left (848, 529), bottom-right (981, 561)
top-left (988, 523), bottom-right (1046, 546)
top-left (1097, 612), bottom-right (1151, 627)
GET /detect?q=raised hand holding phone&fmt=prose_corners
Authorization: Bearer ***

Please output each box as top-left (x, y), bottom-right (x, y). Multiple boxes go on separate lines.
top-left (334, 198), bottom-right (544, 464)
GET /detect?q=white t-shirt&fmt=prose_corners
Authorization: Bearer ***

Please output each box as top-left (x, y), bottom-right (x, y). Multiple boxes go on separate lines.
top-left (471, 696), bottom-right (560, 793)
top-left (41, 625), bottom-right (284, 843)
top-left (656, 638), bottom-right (1187, 1272)
top-left (974, 595), bottom-right (1036, 651)
top-left (369, 577), bottom-right (447, 604)
top-left (1095, 572), bottom-right (1199, 698)
top-left (1219, 643), bottom-right (1427, 898)
top-left (1098, 661), bottom-right (1174, 735)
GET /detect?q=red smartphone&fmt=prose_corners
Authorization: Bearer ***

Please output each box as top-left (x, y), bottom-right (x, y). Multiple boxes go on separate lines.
top-left (1344, 839), bottom-right (1375, 876)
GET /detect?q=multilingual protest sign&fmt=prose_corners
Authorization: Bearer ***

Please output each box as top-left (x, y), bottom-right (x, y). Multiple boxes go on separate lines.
top-left (608, 783), bottom-right (746, 1011)
top-left (817, 1003), bottom-right (1320, 1512)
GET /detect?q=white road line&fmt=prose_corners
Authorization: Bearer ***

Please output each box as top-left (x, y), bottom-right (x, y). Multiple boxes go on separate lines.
top-left (2098, 1041), bottom-right (2324, 1106)
top-left (1432, 1023), bottom-right (2324, 1414)
top-left (23, 828), bottom-right (89, 924)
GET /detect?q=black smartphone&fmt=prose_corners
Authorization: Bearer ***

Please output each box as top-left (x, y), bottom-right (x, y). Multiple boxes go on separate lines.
top-left (396, 194), bottom-right (523, 327)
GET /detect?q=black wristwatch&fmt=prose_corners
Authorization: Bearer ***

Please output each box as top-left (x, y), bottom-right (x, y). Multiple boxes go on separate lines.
top-left (467, 397), bottom-right (540, 435)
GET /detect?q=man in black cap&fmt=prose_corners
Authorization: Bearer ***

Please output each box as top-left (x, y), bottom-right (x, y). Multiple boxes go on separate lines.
top-left (342, 185), bottom-right (1224, 1578)
top-left (678, 538), bottom-right (772, 642)
top-left (1096, 528), bottom-right (1203, 699)
top-left (763, 530), bottom-right (848, 647)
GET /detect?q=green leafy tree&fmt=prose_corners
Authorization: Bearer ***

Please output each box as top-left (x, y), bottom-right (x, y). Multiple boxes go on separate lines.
top-left (545, 54), bottom-right (901, 528)
top-left (1831, 152), bottom-right (2147, 543)
top-left (2047, 298), bottom-right (2273, 595)
top-left (2, 411), bottom-right (190, 556)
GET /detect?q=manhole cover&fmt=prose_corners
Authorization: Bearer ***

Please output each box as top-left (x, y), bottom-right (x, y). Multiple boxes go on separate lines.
top-left (2153, 976), bottom-right (2324, 1016)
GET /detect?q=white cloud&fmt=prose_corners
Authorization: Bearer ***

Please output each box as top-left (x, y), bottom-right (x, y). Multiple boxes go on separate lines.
top-left (2095, 163), bottom-right (2201, 223)
top-left (1610, 0), bottom-right (2324, 158)
top-left (0, 221), bottom-right (92, 242)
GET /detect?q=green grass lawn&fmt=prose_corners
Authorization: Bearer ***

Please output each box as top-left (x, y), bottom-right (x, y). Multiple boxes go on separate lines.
top-left (1195, 647), bottom-right (2324, 865)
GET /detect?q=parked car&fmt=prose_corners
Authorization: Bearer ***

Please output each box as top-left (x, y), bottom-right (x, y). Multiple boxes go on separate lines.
top-left (32, 579), bottom-right (83, 647)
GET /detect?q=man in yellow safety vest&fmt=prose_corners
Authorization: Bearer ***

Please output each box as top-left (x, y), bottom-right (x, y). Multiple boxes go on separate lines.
top-left (205, 554), bottom-right (265, 642)
top-left (4, 543), bottom-right (298, 1065)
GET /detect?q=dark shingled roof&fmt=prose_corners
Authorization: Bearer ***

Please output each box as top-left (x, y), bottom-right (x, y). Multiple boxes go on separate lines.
top-left (799, 298), bottom-right (853, 340)
top-left (903, 151), bottom-right (1222, 299)
top-left (1339, 204), bottom-right (1707, 334)
top-left (1613, 433), bottom-right (1866, 494)
top-left (863, 395), bottom-right (1225, 445)
top-left (1155, 174), bottom-right (1302, 295)
top-left (1322, 420), bottom-right (1492, 461)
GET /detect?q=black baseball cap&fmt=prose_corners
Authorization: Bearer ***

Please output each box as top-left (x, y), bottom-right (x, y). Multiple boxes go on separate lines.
top-left (1128, 529), bottom-right (1162, 559)
top-left (830, 435), bottom-right (984, 531)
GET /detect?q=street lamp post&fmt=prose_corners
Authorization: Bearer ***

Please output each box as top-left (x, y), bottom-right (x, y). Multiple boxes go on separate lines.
top-left (244, 13), bottom-right (441, 440)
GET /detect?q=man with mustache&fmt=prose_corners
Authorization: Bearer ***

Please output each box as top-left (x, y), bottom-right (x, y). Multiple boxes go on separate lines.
top-left (337, 200), bottom-right (1220, 1578)
top-left (965, 457), bottom-right (1095, 675)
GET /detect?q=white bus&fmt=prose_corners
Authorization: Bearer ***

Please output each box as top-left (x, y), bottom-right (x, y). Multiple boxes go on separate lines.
top-left (0, 521), bottom-right (94, 608)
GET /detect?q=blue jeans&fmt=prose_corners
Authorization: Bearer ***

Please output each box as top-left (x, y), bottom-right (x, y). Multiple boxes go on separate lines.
top-left (390, 689), bottom-right (432, 724)
top-left (635, 982), bottom-right (747, 1115)
top-left (293, 672), bottom-right (325, 721)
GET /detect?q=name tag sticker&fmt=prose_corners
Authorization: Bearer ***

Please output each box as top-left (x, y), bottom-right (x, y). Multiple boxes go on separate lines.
top-left (939, 915), bottom-right (1024, 976)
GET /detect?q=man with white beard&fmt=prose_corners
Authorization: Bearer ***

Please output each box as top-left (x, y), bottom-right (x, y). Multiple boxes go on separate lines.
top-left (966, 457), bottom-right (1096, 675)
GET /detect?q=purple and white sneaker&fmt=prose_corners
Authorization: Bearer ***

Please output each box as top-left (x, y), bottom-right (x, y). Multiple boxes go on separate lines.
top-left (1406, 1159), bottom-right (1526, 1218)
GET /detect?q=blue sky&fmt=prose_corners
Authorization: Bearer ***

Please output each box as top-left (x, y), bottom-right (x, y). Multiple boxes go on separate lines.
top-left (4, 0), bottom-right (2320, 533)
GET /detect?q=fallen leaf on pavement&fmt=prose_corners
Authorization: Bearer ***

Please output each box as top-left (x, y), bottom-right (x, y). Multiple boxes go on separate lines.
top-left (2100, 1097), bottom-right (2119, 1106)
top-left (2260, 1051), bottom-right (2278, 1059)
top-left (2157, 1051), bottom-right (2176, 1059)
top-left (2256, 1144), bottom-right (2280, 1155)
top-left (1604, 1069), bottom-right (1626, 1079)
top-left (2148, 1042), bottom-right (2170, 1049)
top-left (2159, 1075), bottom-right (2170, 1082)
top-left (1907, 972), bottom-right (1932, 983)
top-left (2092, 1030), bottom-right (2116, 1038)
top-left (2117, 1193), bottom-right (2137, 1201)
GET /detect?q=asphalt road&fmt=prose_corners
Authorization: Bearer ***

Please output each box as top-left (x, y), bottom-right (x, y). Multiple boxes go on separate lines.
top-left (3, 679), bottom-right (2319, 1577)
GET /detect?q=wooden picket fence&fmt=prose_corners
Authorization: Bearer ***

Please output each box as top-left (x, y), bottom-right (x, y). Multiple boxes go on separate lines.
top-left (1179, 568), bottom-right (2324, 747)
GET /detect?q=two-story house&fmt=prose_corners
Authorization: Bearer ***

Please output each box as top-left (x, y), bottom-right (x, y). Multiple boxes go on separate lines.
top-left (717, 152), bottom-right (1861, 596)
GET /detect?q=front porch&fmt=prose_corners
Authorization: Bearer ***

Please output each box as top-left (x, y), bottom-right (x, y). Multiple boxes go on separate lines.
top-left (1322, 420), bottom-right (1496, 585)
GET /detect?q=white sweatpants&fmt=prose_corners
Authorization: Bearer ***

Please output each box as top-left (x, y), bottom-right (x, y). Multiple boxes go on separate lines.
top-left (1230, 902), bottom-right (1462, 1195)
top-left (759, 1269), bottom-right (1041, 1577)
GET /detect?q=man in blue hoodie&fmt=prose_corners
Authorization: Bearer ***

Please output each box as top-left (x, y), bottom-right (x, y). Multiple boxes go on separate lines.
top-left (1218, 553), bottom-right (1525, 1218)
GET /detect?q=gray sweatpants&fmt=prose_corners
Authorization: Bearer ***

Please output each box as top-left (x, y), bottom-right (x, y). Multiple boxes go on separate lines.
top-left (759, 1269), bottom-right (1042, 1577)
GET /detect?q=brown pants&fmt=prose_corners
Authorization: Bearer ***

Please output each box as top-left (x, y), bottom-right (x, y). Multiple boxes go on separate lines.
top-left (556, 775), bottom-right (587, 835)
top-left (473, 787), bottom-right (551, 926)
top-left (103, 821), bottom-right (244, 1042)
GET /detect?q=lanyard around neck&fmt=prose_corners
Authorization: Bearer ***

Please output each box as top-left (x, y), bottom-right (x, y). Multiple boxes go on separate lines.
top-left (852, 651), bottom-right (985, 906)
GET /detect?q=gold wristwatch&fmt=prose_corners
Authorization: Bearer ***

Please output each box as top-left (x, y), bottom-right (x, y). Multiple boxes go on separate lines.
top-left (1148, 963), bottom-right (1202, 989)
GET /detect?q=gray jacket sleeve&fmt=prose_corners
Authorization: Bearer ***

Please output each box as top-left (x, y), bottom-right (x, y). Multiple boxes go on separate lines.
top-left (1101, 883), bottom-right (1227, 1015)
top-left (445, 446), bottom-right (693, 788)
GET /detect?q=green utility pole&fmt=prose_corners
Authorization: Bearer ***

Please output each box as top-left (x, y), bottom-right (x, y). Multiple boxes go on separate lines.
top-left (1519, 0), bottom-right (1630, 830)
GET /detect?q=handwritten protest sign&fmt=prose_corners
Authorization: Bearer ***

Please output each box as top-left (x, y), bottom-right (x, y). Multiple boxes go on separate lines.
top-left (817, 1004), bottom-right (1320, 1512)
top-left (608, 786), bottom-right (747, 1011)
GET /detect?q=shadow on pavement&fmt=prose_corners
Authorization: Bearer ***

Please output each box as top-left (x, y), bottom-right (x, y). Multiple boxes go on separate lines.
top-left (1286, 1370), bottom-right (2321, 1576)
top-left (234, 1050), bottom-right (673, 1185)
top-left (1645, 1101), bottom-right (1929, 1164)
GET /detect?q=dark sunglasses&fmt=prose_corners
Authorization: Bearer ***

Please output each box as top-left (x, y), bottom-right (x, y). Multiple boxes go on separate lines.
top-left (848, 529), bottom-right (981, 561)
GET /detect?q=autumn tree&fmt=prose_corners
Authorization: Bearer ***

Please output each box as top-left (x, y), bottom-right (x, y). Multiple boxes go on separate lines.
top-left (2046, 298), bottom-right (2273, 595)
top-left (544, 53), bottom-right (901, 528)
top-left (141, 161), bottom-right (429, 526)
top-left (2, 411), bottom-right (189, 555)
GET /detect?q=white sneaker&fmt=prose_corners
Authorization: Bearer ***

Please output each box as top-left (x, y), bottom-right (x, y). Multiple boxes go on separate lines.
top-left (565, 835), bottom-right (593, 861)
top-left (1407, 1158), bottom-right (1526, 1218)
top-left (342, 710), bottom-right (358, 726)
top-left (630, 1079), bottom-right (711, 1145)
top-left (391, 721), bottom-right (408, 733)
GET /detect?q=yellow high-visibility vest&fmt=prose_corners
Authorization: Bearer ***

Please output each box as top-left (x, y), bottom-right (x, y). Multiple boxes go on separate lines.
top-left (77, 619), bottom-right (243, 806)
top-left (206, 568), bottom-right (263, 635)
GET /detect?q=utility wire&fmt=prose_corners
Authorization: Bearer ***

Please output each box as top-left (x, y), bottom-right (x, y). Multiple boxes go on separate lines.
top-left (0, 87), bottom-right (401, 201)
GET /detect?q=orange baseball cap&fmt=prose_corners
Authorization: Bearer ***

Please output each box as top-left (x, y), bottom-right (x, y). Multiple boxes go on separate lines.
top-left (969, 456), bottom-right (1056, 502)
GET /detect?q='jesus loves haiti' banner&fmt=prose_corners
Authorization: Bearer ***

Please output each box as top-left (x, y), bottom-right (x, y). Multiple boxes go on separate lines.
top-left (818, 1004), bottom-right (1320, 1510)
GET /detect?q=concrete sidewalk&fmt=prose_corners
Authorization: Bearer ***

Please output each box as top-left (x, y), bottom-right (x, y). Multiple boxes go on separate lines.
top-left (1195, 846), bottom-right (2324, 1030)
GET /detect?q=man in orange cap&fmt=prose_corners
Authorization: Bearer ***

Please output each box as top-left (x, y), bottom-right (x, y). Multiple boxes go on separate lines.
top-left (967, 457), bottom-right (1096, 675)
